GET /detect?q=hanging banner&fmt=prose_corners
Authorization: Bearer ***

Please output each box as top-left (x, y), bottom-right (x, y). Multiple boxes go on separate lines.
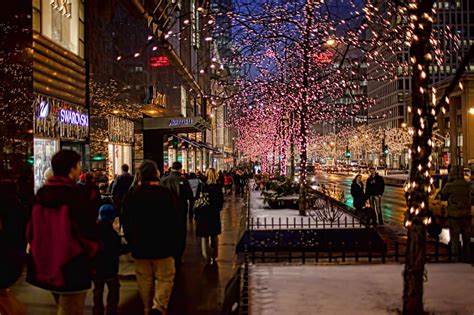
top-left (108, 116), bottom-right (134, 144)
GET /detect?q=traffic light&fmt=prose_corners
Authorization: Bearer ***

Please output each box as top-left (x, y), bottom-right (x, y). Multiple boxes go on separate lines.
top-left (383, 145), bottom-right (389, 157)
top-left (345, 148), bottom-right (351, 159)
top-left (172, 137), bottom-right (179, 149)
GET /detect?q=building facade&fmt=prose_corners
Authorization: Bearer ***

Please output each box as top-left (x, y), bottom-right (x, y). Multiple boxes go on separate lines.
top-left (32, 0), bottom-right (89, 191)
top-left (367, 0), bottom-right (474, 168)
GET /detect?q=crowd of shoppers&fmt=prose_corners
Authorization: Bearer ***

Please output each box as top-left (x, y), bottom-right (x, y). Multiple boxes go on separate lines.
top-left (0, 149), bottom-right (255, 315)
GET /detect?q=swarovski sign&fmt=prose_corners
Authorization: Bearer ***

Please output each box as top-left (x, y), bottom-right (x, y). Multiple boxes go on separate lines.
top-left (50, 0), bottom-right (72, 18)
top-left (60, 108), bottom-right (89, 127)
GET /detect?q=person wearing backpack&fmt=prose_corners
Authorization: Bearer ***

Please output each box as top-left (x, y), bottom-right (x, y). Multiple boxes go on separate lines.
top-left (26, 150), bottom-right (99, 315)
top-left (195, 168), bottom-right (224, 265)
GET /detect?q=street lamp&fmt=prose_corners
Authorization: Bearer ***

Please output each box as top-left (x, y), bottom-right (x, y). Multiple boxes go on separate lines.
top-left (469, 107), bottom-right (474, 115)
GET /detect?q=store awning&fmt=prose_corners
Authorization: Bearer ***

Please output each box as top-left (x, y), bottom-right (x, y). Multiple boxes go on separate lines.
top-left (174, 135), bottom-right (201, 148)
top-left (143, 116), bottom-right (209, 133)
top-left (198, 142), bottom-right (220, 152)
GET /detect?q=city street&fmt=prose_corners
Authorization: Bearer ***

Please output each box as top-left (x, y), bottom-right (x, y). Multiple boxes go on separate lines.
top-left (313, 173), bottom-right (407, 227)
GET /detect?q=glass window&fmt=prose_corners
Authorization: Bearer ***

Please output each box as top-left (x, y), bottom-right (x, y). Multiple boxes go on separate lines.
top-left (457, 132), bottom-right (463, 147)
top-left (191, 0), bottom-right (200, 48)
top-left (42, 0), bottom-right (79, 54)
top-left (51, 1), bottom-right (72, 49)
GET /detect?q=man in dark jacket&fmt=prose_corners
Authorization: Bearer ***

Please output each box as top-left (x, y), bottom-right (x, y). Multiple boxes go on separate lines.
top-left (441, 165), bottom-right (472, 262)
top-left (161, 161), bottom-right (193, 266)
top-left (26, 150), bottom-right (99, 315)
top-left (112, 164), bottom-right (134, 204)
top-left (366, 167), bottom-right (385, 225)
top-left (122, 160), bottom-right (179, 315)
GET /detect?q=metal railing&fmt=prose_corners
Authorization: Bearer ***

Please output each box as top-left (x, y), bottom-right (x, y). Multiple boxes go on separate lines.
top-left (244, 239), bottom-right (452, 264)
top-left (248, 215), bottom-right (366, 230)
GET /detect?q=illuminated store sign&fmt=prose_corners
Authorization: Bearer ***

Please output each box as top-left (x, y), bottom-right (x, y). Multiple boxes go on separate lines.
top-left (60, 108), bottom-right (89, 127)
top-left (169, 118), bottom-right (193, 126)
top-left (38, 100), bottom-right (50, 118)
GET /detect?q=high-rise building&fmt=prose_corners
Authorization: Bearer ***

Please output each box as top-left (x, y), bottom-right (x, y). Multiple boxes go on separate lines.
top-left (367, 0), bottom-right (474, 167)
top-left (368, 0), bottom-right (474, 129)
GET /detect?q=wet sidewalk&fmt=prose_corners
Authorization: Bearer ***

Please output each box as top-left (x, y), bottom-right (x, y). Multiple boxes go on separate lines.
top-left (10, 193), bottom-right (246, 315)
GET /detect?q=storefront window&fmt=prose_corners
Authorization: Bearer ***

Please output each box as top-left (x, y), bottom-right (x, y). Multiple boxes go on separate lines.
top-left (108, 143), bottom-right (132, 182)
top-left (34, 138), bottom-right (59, 192)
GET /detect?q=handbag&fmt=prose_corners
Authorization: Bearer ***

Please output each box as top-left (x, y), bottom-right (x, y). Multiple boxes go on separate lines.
top-left (194, 183), bottom-right (210, 212)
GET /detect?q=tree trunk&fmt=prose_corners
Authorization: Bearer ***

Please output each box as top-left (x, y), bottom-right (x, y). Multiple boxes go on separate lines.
top-left (298, 0), bottom-right (312, 216)
top-left (403, 1), bottom-right (434, 313)
top-left (449, 99), bottom-right (458, 167)
top-left (290, 112), bottom-right (295, 179)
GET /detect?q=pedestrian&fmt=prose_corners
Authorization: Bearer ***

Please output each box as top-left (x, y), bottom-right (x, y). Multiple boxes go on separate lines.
top-left (112, 164), bottom-right (134, 207)
top-left (234, 170), bottom-right (241, 195)
top-left (122, 160), bottom-right (179, 315)
top-left (217, 170), bottom-right (224, 186)
top-left (223, 172), bottom-right (233, 195)
top-left (195, 168), bottom-right (224, 265)
top-left (0, 180), bottom-right (27, 315)
top-left (351, 174), bottom-right (365, 212)
top-left (365, 166), bottom-right (385, 225)
top-left (161, 161), bottom-right (193, 267)
top-left (187, 172), bottom-right (202, 222)
top-left (441, 165), bottom-right (472, 262)
top-left (92, 204), bottom-right (123, 315)
top-left (80, 172), bottom-right (102, 219)
top-left (26, 149), bottom-right (99, 315)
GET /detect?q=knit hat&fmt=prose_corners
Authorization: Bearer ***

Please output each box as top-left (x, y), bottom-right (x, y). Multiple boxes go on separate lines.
top-left (139, 159), bottom-right (160, 181)
top-left (448, 165), bottom-right (462, 180)
top-left (98, 204), bottom-right (116, 222)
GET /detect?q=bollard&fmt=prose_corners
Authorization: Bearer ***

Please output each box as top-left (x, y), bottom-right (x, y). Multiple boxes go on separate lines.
top-left (435, 241), bottom-right (439, 262)
top-left (315, 242), bottom-right (320, 262)
top-left (341, 242), bottom-right (346, 262)
top-left (395, 242), bottom-right (399, 262)
top-left (368, 241), bottom-right (372, 262)
top-left (355, 241), bottom-right (359, 262)
top-left (329, 241), bottom-right (333, 262)
top-left (345, 217), bottom-right (347, 228)
top-left (382, 243), bottom-right (386, 263)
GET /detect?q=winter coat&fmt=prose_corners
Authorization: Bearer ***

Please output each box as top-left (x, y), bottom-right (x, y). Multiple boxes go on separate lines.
top-left (161, 171), bottom-right (193, 211)
top-left (351, 181), bottom-right (365, 211)
top-left (441, 170), bottom-right (471, 219)
top-left (224, 175), bottom-right (233, 187)
top-left (93, 221), bottom-right (122, 281)
top-left (0, 184), bottom-right (27, 289)
top-left (26, 176), bottom-right (99, 293)
top-left (112, 172), bottom-right (134, 200)
top-left (122, 184), bottom-right (179, 259)
top-left (196, 183), bottom-right (224, 237)
top-left (365, 174), bottom-right (385, 197)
